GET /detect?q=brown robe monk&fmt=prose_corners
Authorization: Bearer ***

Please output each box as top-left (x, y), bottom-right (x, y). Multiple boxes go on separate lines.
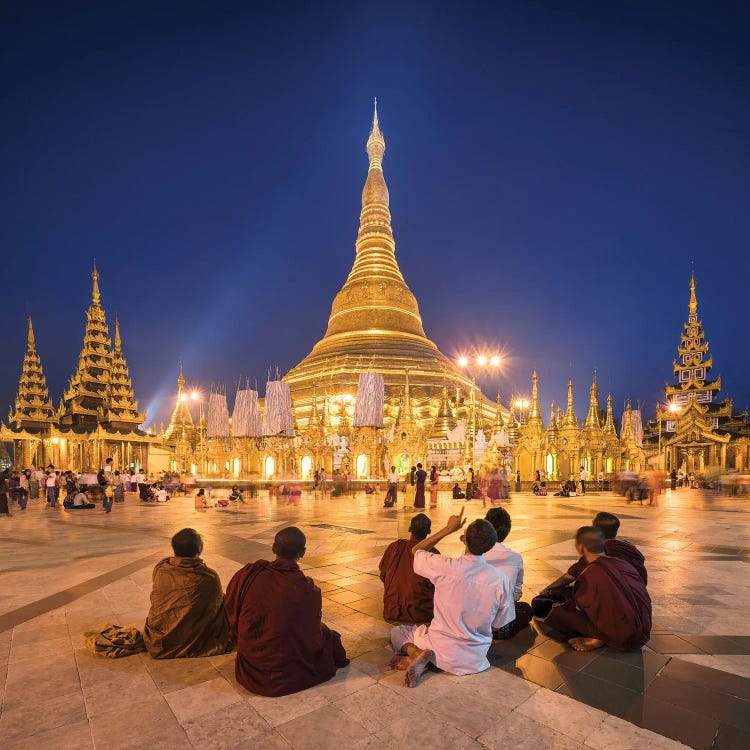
top-left (546, 556), bottom-right (652, 651)
top-left (379, 539), bottom-right (438, 623)
top-left (225, 558), bottom-right (349, 697)
top-left (567, 538), bottom-right (648, 585)
top-left (143, 556), bottom-right (231, 658)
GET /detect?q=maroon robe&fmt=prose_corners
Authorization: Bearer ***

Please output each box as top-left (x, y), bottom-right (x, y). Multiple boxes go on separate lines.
top-left (378, 539), bottom-right (438, 623)
top-left (568, 538), bottom-right (648, 585)
top-left (548, 556), bottom-right (652, 651)
top-left (224, 558), bottom-right (349, 697)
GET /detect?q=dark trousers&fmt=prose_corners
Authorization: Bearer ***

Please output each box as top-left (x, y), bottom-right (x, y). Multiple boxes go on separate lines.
top-left (494, 601), bottom-right (533, 640)
top-left (580, 480), bottom-right (586, 494)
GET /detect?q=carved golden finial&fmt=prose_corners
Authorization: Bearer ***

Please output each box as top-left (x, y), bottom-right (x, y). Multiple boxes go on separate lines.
top-left (563, 379), bottom-right (578, 428)
top-left (585, 372), bottom-right (601, 429)
top-left (92, 264), bottom-right (101, 305)
top-left (27, 315), bottom-right (36, 350)
top-left (366, 97), bottom-right (385, 169)
top-left (114, 315), bottom-right (121, 351)
top-left (177, 360), bottom-right (185, 391)
top-left (529, 371), bottom-right (543, 426)
top-left (689, 273), bottom-right (698, 317)
top-left (604, 393), bottom-right (616, 435)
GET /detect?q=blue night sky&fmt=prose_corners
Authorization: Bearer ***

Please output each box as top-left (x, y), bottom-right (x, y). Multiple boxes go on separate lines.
top-left (1, 1), bottom-right (749, 428)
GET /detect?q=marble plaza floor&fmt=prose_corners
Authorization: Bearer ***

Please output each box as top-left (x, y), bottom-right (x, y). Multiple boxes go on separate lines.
top-left (1, 488), bottom-right (749, 750)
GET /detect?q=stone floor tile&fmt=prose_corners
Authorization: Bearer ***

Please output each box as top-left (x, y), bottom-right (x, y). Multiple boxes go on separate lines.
top-left (583, 714), bottom-right (690, 749)
top-left (557, 672), bottom-right (642, 719)
top-left (478, 710), bottom-right (583, 750)
top-left (375, 712), bottom-right (475, 750)
top-left (333, 682), bottom-right (412, 732)
top-left (182, 698), bottom-right (272, 748)
top-left (3, 718), bottom-right (94, 750)
top-left (309, 664), bottom-right (375, 700)
top-left (164, 675), bottom-right (242, 723)
top-left (501, 652), bottom-right (577, 690)
top-left (89, 694), bottom-right (179, 748)
top-left (514, 687), bottom-right (607, 743)
top-left (247, 688), bottom-right (330, 727)
top-left (82, 670), bottom-right (162, 717)
top-left (276, 703), bottom-right (370, 749)
top-left (8, 635), bottom-right (72, 663)
top-left (711, 722), bottom-right (750, 750)
top-left (0, 690), bottom-right (86, 741)
top-left (144, 656), bottom-right (221, 693)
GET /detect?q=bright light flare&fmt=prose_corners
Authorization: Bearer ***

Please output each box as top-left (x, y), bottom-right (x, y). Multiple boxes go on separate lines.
top-left (458, 356), bottom-right (468, 367)
top-left (190, 391), bottom-right (200, 401)
top-left (668, 403), bottom-right (681, 413)
top-left (490, 355), bottom-right (501, 367)
top-left (477, 355), bottom-right (488, 366)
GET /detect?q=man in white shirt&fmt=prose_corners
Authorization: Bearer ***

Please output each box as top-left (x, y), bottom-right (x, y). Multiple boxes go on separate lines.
top-left (390, 508), bottom-right (514, 687)
top-left (484, 507), bottom-right (533, 639)
top-left (134, 469), bottom-right (147, 500)
top-left (579, 466), bottom-right (588, 495)
top-left (155, 485), bottom-right (168, 502)
top-left (45, 467), bottom-right (58, 507)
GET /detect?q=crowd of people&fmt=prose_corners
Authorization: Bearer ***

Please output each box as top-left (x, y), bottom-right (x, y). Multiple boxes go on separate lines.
top-left (116, 505), bottom-right (651, 697)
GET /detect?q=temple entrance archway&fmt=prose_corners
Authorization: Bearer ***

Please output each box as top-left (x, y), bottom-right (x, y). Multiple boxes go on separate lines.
top-left (264, 456), bottom-right (275, 478)
top-left (301, 455), bottom-right (312, 480)
top-left (558, 452), bottom-right (571, 479)
top-left (395, 453), bottom-right (410, 474)
top-left (356, 453), bottom-right (368, 478)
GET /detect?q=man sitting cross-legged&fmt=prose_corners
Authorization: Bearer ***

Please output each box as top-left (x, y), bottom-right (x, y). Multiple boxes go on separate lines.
top-left (484, 507), bottom-right (533, 639)
top-left (534, 526), bottom-right (652, 652)
top-left (539, 511), bottom-right (647, 598)
top-left (144, 528), bottom-right (232, 658)
top-left (379, 513), bottom-right (439, 624)
top-left (224, 526), bottom-right (349, 697)
top-left (390, 508), bottom-right (515, 687)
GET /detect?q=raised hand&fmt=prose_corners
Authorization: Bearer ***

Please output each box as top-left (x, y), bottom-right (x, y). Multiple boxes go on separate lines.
top-left (445, 506), bottom-right (466, 533)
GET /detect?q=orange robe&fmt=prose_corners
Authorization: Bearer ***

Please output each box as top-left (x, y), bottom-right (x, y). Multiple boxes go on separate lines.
top-left (568, 538), bottom-right (648, 585)
top-left (548, 556), bottom-right (652, 651)
top-left (379, 539), bottom-right (438, 623)
top-left (225, 559), bottom-right (349, 697)
top-left (143, 557), bottom-right (231, 658)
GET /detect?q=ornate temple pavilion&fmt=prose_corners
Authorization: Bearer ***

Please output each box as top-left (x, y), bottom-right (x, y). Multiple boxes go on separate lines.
top-left (1, 268), bottom-right (160, 471)
top-left (642, 275), bottom-right (750, 472)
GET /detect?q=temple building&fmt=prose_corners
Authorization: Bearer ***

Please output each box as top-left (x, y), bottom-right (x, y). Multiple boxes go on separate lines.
top-left (642, 276), bottom-right (750, 473)
top-left (1, 267), bottom-right (160, 471)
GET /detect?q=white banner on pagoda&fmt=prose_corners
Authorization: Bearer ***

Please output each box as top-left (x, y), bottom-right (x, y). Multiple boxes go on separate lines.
top-left (264, 381), bottom-right (295, 437)
top-left (353, 372), bottom-right (384, 428)
top-left (207, 392), bottom-right (230, 438)
top-left (232, 389), bottom-right (254, 437)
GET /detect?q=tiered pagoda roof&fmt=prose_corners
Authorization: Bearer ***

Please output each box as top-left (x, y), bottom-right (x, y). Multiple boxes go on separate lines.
top-left (7, 317), bottom-right (56, 432)
top-left (164, 363), bottom-right (195, 439)
top-left (60, 267), bottom-right (113, 426)
top-left (105, 317), bottom-right (145, 429)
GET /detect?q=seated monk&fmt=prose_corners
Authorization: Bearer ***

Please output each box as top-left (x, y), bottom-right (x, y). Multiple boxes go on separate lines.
top-left (484, 508), bottom-right (533, 639)
top-left (390, 508), bottom-right (515, 687)
top-left (225, 526), bottom-right (349, 697)
top-left (379, 513), bottom-right (439, 623)
top-left (540, 511), bottom-right (647, 595)
top-left (144, 528), bottom-right (232, 658)
top-left (534, 526), bottom-right (652, 652)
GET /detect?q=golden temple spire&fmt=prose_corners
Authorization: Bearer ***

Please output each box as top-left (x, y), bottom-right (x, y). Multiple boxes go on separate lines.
top-left (494, 392), bottom-right (505, 430)
top-left (563, 379), bottom-right (578, 428)
top-left (114, 315), bottom-right (122, 351)
top-left (92, 264), bottom-right (101, 306)
top-left (585, 372), bottom-right (601, 429)
top-left (548, 402), bottom-right (557, 431)
top-left (27, 315), bottom-right (36, 350)
top-left (689, 273), bottom-right (698, 317)
top-left (177, 360), bottom-right (185, 392)
top-left (528, 371), bottom-right (543, 426)
top-left (603, 393), bottom-right (617, 435)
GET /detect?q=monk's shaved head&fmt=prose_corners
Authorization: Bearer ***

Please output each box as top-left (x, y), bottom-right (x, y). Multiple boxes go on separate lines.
top-left (485, 507), bottom-right (511, 543)
top-left (408, 513), bottom-right (432, 541)
top-left (273, 527), bottom-right (306, 561)
top-left (172, 528), bottom-right (203, 558)
top-left (593, 512), bottom-right (620, 539)
top-left (465, 519), bottom-right (498, 556)
top-left (575, 526), bottom-right (606, 554)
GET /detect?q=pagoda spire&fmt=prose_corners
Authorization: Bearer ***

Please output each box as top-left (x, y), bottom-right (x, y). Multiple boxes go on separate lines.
top-left (106, 316), bottom-right (145, 429)
top-left (165, 364), bottom-right (193, 439)
top-left (61, 265), bottom-right (113, 426)
top-left (528, 371), bottom-right (543, 427)
top-left (548, 402), bottom-right (557, 431)
top-left (603, 393), bottom-right (617, 435)
top-left (494, 393), bottom-right (505, 431)
top-left (689, 272), bottom-right (698, 317)
top-left (563, 380), bottom-right (578, 428)
top-left (8, 315), bottom-right (56, 429)
top-left (429, 384), bottom-right (456, 440)
top-left (584, 372), bottom-right (601, 429)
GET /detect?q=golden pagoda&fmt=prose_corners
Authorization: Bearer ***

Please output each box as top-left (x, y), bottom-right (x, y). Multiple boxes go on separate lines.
top-left (60, 266), bottom-right (113, 427)
top-left (105, 316), bottom-right (145, 429)
top-left (164, 363), bottom-right (194, 439)
top-left (284, 102), bottom-right (475, 427)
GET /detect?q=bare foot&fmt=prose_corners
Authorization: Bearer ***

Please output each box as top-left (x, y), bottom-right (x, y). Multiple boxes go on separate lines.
top-left (389, 654), bottom-right (410, 670)
top-left (404, 648), bottom-right (433, 687)
top-left (568, 637), bottom-right (605, 652)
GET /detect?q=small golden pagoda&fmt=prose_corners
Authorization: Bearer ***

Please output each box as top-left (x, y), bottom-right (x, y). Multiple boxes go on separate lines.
top-left (60, 266), bottom-right (113, 427)
top-left (284, 102), bottom-right (476, 430)
top-left (105, 317), bottom-right (146, 429)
